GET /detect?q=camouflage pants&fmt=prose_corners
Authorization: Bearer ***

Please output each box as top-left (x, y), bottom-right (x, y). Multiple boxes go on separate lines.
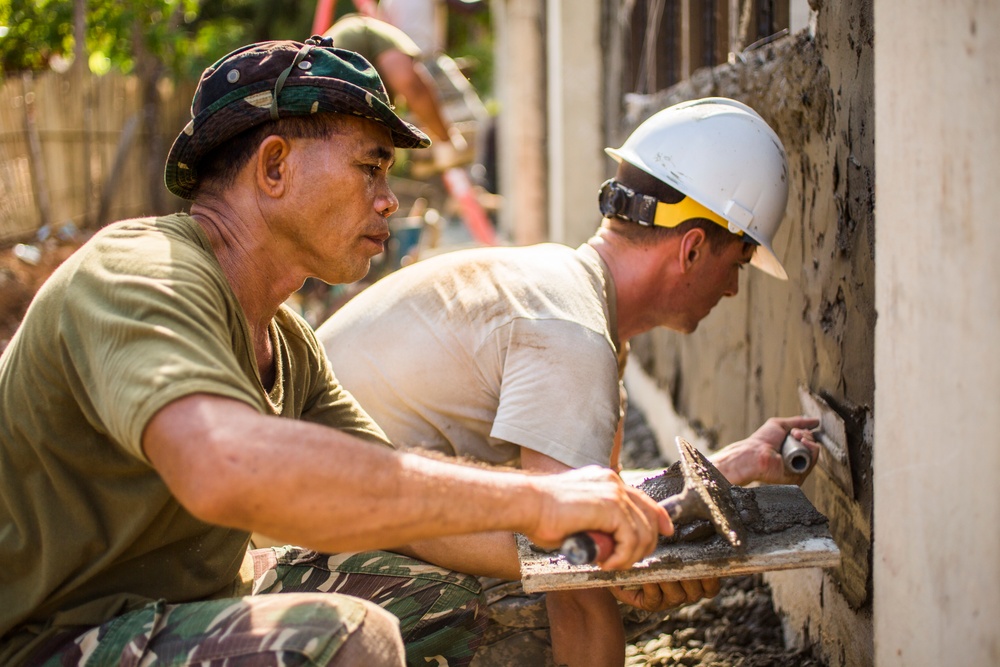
top-left (470, 578), bottom-right (667, 667)
top-left (31, 547), bottom-right (486, 667)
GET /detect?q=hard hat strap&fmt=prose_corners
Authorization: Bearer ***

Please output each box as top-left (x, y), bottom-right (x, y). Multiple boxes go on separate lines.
top-left (598, 179), bottom-right (747, 240)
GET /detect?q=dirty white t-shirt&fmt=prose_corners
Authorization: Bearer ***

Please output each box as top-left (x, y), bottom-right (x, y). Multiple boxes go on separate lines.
top-left (317, 243), bottom-right (625, 469)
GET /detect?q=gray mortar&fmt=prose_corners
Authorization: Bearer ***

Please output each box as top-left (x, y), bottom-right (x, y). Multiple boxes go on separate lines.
top-left (636, 469), bottom-right (828, 550)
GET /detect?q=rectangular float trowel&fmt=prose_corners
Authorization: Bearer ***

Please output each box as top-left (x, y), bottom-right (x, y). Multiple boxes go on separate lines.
top-left (800, 385), bottom-right (853, 495)
top-left (561, 436), bottom-right (747, 565)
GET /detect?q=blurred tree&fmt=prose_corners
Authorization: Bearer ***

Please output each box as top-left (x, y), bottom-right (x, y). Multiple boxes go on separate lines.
top-left (0, 0), bottom-right (493, 211)
top-left (0, 0), bottom-right (315, 219)
top-left (0, 0), bottom-right (316, 78)
top-left (444, 1), bottom-right (491, 97)
top-left (0, 0), bottom-right (492, 89)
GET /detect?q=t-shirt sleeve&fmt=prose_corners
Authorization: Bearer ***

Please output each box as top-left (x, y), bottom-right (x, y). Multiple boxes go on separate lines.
top-left (481, 318), bottom-right (621, 469)
top-left (59, 239), bottom-right (265, 462)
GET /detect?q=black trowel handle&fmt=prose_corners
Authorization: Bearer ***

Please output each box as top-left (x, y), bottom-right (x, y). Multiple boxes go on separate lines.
top-left (659, 496), bottom-right (685, 522)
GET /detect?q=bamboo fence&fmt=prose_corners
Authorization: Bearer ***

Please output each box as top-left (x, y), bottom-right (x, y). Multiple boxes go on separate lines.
top-left (0, 69), bottom-right (197, 247)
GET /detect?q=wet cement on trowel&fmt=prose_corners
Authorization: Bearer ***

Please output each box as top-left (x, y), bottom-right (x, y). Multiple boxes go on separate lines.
top-left (519, 466), bottom-right (837, 593)
top-left (638, 464), bottom-right (829, 539)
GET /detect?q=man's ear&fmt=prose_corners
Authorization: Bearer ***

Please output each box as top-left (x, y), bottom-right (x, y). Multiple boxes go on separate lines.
top-left (678, 227), bottom-right (707, 273)
top-left (255, 135), bottom-right (292, 198)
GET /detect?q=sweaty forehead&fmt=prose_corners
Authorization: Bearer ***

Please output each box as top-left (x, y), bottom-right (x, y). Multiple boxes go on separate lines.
top-left (337, 115), bottom-right (395, 158)
top-left (338, 113), bottom-right (393, 143)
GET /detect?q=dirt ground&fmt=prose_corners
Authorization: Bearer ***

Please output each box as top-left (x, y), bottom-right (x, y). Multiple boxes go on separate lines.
top-left (0, 239), bottom-right (827, 666)
top-left (0, 236), bottom-right (86, 352)
top-left (623, 574), bottom-right (824, 667)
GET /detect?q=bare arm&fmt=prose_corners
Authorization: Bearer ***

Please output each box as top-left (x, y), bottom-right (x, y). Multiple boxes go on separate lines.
top-left (609, 384), bottom-right (626, 473)
top-left (143, 394), bottom-right (668, 566)
top-left (376, 49), bottom-right (453, 143)
top-left (710, 416), bottom-right (820, 487)
top-left (394, 531), bottom-right (521, 580)
top-left (548, 587), bottom-right (625, 667)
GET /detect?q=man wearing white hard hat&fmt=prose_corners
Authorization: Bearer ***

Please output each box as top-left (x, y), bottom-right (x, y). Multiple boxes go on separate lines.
top-left (603, 97), bottom-right (790, 279)
top-left (317, 97), bottom-right (819, 666)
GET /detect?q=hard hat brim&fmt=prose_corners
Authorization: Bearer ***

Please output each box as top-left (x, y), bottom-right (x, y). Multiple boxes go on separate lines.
top-left (607, 145), bottom-right (789, 280)
top-left (750, 243), bottom-right (788, 281)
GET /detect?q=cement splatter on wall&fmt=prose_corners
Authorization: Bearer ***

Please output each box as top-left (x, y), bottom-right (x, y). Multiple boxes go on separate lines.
top-left (620, 1), bottom-right (875, 663)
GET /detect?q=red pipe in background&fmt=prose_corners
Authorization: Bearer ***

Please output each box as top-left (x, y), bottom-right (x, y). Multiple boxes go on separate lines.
top-left (313, 0), bottom-right (378, 36)
top-left (442, 167), bottom-right (497, 246)
top-left (311, 0), bottom-right (336, 35)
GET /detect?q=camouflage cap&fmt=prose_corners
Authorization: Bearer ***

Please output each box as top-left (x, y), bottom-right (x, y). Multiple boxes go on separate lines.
top-left (164, 36), bottom-right (431, 200)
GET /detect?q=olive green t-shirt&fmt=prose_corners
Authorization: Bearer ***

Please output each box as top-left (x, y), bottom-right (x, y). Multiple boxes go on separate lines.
top-left (0, 214), bottom-right (390, 661)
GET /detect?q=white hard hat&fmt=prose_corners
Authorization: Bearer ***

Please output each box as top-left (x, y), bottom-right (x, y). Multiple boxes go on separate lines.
top-left (606, 97), bottom-right (790, 279)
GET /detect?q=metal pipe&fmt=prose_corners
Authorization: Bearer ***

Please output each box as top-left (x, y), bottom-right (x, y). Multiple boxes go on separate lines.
top-left (781, 433), bottom-right (812, 474)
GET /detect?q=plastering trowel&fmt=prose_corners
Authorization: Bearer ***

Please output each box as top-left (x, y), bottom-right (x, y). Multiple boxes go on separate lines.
top-left (560, 436), bottom-right (747, 565)
top-left (789, 385), bottom-right (853, 496)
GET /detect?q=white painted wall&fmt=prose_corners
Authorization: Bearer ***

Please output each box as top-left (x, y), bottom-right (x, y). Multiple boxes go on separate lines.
top-left (546, 0), bottom-right (605, 246)
top-left (873, 2), bottom-right (1000, 664)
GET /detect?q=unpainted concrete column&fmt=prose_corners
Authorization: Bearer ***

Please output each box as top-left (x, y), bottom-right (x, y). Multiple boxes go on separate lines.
top-left (874, 2), bottom-right (1000, 665)
top-left (491, 0), bottom-right (547, 244)
top-left (546, 0), bottom-right (604, 246)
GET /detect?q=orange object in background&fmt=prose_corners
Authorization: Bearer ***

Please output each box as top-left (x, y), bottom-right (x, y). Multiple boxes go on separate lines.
top-left (442, 167), bottom-right (497, 246)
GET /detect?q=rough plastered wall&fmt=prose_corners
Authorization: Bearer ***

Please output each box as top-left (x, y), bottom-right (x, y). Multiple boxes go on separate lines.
top-left (619, 1), bottom-right (874, 664)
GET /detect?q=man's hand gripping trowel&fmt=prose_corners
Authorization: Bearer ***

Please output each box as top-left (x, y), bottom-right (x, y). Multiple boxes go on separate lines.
top-left (560, 437), bottom-right (747, 566)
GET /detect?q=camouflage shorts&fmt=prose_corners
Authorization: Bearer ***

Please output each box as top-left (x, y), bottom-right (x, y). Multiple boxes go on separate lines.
top-left (31, 547), bottom-right (486, 667)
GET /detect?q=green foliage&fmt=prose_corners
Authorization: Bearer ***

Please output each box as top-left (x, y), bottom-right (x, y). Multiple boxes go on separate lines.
top-left (0, 0), bottom-right (314, 78)
top-left (0, 0), bottom-right (75, 73)
top-left (0, 0), bottom-right (492, 97)
top-left (445, 3), bottom-right (492, 99)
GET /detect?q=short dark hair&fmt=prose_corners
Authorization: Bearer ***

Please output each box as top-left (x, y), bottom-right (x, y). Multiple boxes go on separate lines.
top-left (605, 161), bottom-right (744, 254)
top-left (194, 113), bottom-right (348, 197)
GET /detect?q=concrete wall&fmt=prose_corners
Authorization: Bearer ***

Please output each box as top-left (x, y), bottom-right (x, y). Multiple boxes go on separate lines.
top-left (873, 2), bottom-right (1000, 664)
top-left (545, 0), bottom-right (606, 247)
top-left (620, 1), bottom-right (876, 664)
top-left (491, 0), bottom-right (548, 245)
top-left (493, 0), bottom-right (606, 248)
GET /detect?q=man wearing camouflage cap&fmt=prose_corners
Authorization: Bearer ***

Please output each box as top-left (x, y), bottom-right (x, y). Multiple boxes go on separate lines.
top-left (0, 38), bottom-right (671, 666)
